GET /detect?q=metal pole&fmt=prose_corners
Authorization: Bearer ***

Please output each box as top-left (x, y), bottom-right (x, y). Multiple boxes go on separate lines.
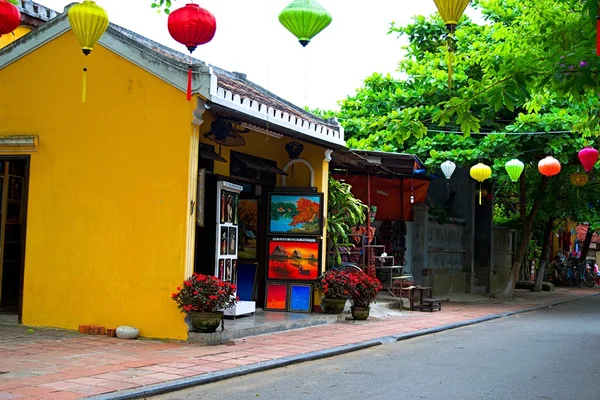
top-left (366, 173), bottom-right (371, 240)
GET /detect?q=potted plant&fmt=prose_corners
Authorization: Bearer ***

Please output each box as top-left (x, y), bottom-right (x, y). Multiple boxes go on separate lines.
top-left (349, 273), bottom-right (382, 320)
top-left (315, 270), bottom-right (353, 314)
top-left (171, 273), bottom-right (237, 333)
top-left (327, 177), bottom-right (367, 268)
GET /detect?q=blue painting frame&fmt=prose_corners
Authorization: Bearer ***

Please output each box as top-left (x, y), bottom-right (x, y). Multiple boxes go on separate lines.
top-left (268, 192), bottom-right (324, 237)
top-left (288, 283), bottom-right (313, 313)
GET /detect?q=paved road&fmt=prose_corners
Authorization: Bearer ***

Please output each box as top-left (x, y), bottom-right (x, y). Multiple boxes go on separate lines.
top-left (155, 296), bottom-right (600, 400)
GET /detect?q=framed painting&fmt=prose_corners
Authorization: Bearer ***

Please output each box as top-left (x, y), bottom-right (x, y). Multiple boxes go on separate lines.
top-left (220, 190), bottom-right (226, 224)
top-left (268, 192), bottom-right (324, 236)
top-left (238, 199), bottom-right (258, 261)
top-left (218, 259), bottom-right (225, 280)
top-left (225, 259), bottom-right (232, 281)
top-left (265, 283), bottom-right (288, 311)
top-left (228, 227), bottom-right (237, 256)
top-left (267, 237), bottom-right (321, 281)
top-left (220, 226), bottom-right (228, 255)
top-left (225, 192), bottom-right (234, 223)
top-left (237, 263), bottom-right (257, 302)
top-left (288, 284), bottom-right (313, 313)
top-left (232, 260), bottom-right (238, 285)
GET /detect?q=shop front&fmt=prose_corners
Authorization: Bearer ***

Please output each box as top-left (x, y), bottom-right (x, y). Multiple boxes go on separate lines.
top-left (192, 82), bottom-right (344, 315)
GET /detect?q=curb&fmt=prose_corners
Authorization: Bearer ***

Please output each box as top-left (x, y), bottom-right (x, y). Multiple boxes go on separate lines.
top-left (88, 292), bottom-right (600, 400)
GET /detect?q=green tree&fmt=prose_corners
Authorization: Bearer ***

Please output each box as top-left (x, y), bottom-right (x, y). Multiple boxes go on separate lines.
top-left (334, 0), bottom-right (600, 298)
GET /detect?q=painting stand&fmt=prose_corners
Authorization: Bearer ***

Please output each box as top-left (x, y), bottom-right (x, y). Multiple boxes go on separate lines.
top-left (214, 181), bottom-right (255, 318)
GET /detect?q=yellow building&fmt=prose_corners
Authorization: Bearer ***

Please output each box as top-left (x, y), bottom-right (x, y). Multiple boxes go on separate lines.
top-left (0, 5), bottom-right (346, 339)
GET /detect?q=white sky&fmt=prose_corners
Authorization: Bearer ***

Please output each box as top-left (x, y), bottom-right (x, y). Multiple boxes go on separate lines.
top-left (40, 1), bottom-right (481, 111)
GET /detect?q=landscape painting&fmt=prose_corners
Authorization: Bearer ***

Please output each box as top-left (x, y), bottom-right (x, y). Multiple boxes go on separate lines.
top-left (267, 238), bottom-right (320, 281)
top-left (238, 199), bottom-right (258, 260)
top-left (268, 193), bottom-right (323, 236)
top-left (265, 283), bottom-right (288, 311)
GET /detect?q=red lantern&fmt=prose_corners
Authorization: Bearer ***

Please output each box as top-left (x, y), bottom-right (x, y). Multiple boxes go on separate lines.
top-left (168, 3), bottom-right (216, 101)
top-left (0, 0), bottom-right (20, 37)
top-left (538, 156), bottom-right (561, 177)
top-left (578, 147), bottom-right (598, 173)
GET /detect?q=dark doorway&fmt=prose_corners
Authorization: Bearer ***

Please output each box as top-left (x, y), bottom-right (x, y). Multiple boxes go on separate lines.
top-left (0, 157), bottom-right (30, 320)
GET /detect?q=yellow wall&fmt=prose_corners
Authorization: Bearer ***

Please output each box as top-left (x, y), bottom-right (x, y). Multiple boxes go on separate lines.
top-left (0, 26), bottom-right (32, 49)
top-left (0, 31), bottom-right (195, 339)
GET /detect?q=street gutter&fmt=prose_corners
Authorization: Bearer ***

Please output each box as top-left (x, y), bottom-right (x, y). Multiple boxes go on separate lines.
top-left (88, 292), bottom-right (600, 400)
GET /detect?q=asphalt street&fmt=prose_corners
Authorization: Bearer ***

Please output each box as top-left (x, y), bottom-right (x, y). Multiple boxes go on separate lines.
top-left (154, 296), bottom-right (600, 400)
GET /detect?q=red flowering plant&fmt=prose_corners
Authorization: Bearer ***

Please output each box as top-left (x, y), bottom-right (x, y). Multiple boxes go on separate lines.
top-left (349, 273), bottom-right (382, 308)
top-left (315, 270), bottom-right (354, 300)
top-left (171, 273), bottom-right (237, 313)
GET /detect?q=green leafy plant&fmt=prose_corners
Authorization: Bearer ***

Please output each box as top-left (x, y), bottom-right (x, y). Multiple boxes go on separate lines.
top-left (327, 177), bottom-right (367, 267)
top-left (171, 273), bottom-right (237, 313)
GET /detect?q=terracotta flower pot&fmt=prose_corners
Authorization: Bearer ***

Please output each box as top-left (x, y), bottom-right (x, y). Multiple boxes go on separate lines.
top-left (321, 298), bottom-right (347, 314)
top-left (350, 306), bottom-right (370, 321)
top-left (189, 311), bottom-right (223, 333)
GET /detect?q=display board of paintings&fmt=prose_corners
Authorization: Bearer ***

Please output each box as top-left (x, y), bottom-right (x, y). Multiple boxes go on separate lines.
top-left (268, 192), bottom-right (324, 237)
top-left (215, 181), bottom-right (243, 283)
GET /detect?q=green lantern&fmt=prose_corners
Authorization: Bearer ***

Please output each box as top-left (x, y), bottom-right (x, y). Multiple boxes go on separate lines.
top-left (278, 0), bottom-right (332, 47)
top-left (505, 159), bottom-right (524, 182)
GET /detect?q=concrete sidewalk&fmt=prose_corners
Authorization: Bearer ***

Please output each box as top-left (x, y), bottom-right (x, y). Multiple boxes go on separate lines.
top-left (0, 288), bottom-right (597, 400)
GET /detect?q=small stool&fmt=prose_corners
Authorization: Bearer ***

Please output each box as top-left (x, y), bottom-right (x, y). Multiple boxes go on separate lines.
top-left (422, 298), bottom-right (441, 312)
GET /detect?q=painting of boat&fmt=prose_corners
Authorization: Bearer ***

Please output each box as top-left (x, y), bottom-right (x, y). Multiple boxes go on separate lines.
top-left (267, 238), bottom-right (321, 281)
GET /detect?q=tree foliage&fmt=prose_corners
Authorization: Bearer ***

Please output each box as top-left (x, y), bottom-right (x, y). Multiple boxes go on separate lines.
top-left (331, 0), bottom-right (600, 297)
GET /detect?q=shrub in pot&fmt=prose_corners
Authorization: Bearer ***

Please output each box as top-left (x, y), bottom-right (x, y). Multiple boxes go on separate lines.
top-left (171, 273), bottom-right (237, 333)
top-left (349, 273), bottom-right (382, 320)
top-left (315, 270), bottom-right (353, 314)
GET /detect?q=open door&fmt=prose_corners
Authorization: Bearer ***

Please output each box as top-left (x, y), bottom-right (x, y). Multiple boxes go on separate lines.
top-left (0, 157), bottom-right (29, 321)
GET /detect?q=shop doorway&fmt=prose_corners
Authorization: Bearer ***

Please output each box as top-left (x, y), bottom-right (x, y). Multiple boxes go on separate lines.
top-left (193, 149), bottom-right (277, 310)
top-left (0, 157), bottom-right (29, 319)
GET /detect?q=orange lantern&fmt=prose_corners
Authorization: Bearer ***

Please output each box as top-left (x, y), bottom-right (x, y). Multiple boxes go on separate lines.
top-left (538, 156), bottom-right (561, 177)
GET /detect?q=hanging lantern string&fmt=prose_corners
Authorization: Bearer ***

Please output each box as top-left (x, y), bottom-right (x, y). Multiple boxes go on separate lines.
top-left (187, 53), bottom-right (193, 101)
top-left (304, 46), bottom-right (309, 107)
top-left (446, 25), bottom-right (456, 91)
top-left (82, 57), bottom-right (88, 104)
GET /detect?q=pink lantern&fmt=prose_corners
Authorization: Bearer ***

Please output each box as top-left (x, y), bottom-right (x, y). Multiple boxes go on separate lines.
top-left (578, 147), bottom-right (599, 173)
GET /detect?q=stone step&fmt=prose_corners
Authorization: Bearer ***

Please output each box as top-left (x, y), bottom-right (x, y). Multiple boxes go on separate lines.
top-left (472, 286), bottom-right (487, 295)
top-left (188, 311), bottom-right (344, 345)
top-left (0, 313), bottom-right (18, 324)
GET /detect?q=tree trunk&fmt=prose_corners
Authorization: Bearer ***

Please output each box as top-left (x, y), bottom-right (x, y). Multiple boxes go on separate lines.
top-left (496, 176), bottom-right (549, 299)
top-left (534, 218), bottom-right (553, 292)
top-left (578, 225), bottom-right (594, 262)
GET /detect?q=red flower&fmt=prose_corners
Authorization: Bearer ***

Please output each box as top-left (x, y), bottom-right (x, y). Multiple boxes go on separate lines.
top-left (177, 286), bottom-right (181, 291)
top-left (193, 290), bottom-right (199, 295)
top-left (184, 280), bottom-right (193, 287)
top-left (171, 293), bottom-right (177, 298)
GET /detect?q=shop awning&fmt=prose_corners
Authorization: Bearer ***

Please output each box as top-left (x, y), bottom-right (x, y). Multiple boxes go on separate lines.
top-left (199, 146), bottom-right (227, 162)
top-left (232, 152), bottom-right (288, 176)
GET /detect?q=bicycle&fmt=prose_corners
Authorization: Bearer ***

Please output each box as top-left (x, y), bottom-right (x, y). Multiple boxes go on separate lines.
top-left (573, 260), bottom-right (596, 288)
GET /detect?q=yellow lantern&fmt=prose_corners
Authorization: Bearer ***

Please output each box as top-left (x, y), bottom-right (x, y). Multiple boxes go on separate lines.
top-left (470, 162), bottom-right (492, 205)
top-left (570, 172), bottom-right (588, 187)
top-left (433, 0), bottom-right (471, 89)
top-left (570, 171), bottom-right (588, 199)
top-left (68, 1), bottom-right (109, 103)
